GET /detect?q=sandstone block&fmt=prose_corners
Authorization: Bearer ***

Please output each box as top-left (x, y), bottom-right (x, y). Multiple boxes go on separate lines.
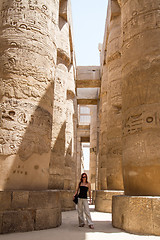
top-left (28, 191), bottom-right (60, 210)
top-left (95, 190), bottom-right (124, 213)
top-left (152, 198), bottom-right (160, 235)
top-left (12, 191), bottom-right (29, 209)
top-left (0, 191), bottom-right (12, 211)
top-left (112, 195), bottom-right (160, 236)
top-left (35, 208), bottom-right (61, 230)
top-left (128, 197), bottom-right (153, 234)
top-left (2, 210), bottom-right (35, 234)
top-left (0, 213), bottom-right (2, 233)
top-left (112, 195), bottom-right (130, 230)
top-left (48, 175), bottom-right (64, 189)
top-left (60, 190), bottom-right (75, 211)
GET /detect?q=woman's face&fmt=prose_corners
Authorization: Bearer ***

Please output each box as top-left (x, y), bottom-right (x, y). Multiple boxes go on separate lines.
top-left (82, 174), bottom-right (87, 182)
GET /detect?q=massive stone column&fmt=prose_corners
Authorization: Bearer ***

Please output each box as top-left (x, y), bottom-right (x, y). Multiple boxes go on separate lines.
top-left (64, 0), bottom-right (77, 191)
top-left (49, 61), bottom-right (67, 189)
top-left (0, 0), bottom-right (61, 233)
top-left (112, 0), bottom-right (160, 236)
top-left (122, 0), bottom-right (160, 196)
top-left (96, 0), bottom-right (124, 213)
top-left (48, 0), bottom-right (70, 190)
top-left (89, 105), bottom-right (97, 190)
top-left (0, 0), bottom-right (59, 190)
top-left (64, 64), bottom-right (76, 190)
top-left (49, 0), bottom-right (77, 210)
top-left (105, 0), bottom-right (123, 191)
top-left (98, 76), bottom-right (108, 190)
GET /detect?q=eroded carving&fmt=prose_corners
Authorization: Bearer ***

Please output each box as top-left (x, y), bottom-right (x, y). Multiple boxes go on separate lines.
top-left (19, 24), bottom-right (27, 29)
top-left (123, 113), bottom-right (143, 136)
top-left (123, 110), bottom-right (160, 136)
top-left (0, 99), bottom-right (52, 160)
top-left (42, 5), bottom-right (47, 10)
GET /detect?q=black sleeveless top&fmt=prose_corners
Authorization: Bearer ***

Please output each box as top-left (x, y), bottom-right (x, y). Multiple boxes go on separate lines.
top-left (78, 185), bottom-right (88, 199)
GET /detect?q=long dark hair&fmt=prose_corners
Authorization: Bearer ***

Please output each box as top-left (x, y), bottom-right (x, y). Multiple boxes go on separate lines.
top-left (80, 172), bottom-right (88, 184)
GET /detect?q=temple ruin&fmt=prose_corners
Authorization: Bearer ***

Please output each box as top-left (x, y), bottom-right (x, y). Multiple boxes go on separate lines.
top-left (0, 0), bottom-right (160, 236)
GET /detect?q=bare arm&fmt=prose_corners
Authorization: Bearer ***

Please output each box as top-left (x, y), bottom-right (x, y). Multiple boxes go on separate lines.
top-left (73, 183), bottom-right (80, 197)
top-left (88, 183), bottom-right (92, 204)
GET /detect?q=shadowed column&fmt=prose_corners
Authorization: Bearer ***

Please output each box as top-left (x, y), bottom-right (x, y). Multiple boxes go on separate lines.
top-left (0, 0), bottom-right (59, 190)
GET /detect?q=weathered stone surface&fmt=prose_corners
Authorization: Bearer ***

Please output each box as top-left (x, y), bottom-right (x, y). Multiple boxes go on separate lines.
top-left (89, 106), bottom-right (97, 190)
top-left (0, 213), bottom-right (2, 233)
top-left (112, 195), bottom-right (160, 236)
top-left (2, 210), bottom-right (35, 234)
top-left (99, 168), bottom-right (107, 190)
top-left (128, 197), bottom-right (153, 234)
top-left (0, 0), bottom-right (59, 190)
top-left (48, 1), bottom-right (77, 190)
top-left (60, 190), bottom-right (75, 211)
top-left (121, 0), bottom-right (160, 196)
top-left (153, 198), bottom-right (160, 235)
top-left (0, 0), bottom-right (76, 234)
top-left (95, 190), bottom-right (124, 213)
top-left (35, 208), bottom-right (61, 230)
top-left (65, 64), bottom-right (76, 190)
top-left (28, 191), bottom-right (60, 209)
top-left (112, 195), bottom-right (130, 230)
top-left (0, 191), bottom-right (12, 211)
top-left (12, 191), bottom-right (29, 209)
top-left (0, 190), bottom-right (61, 234)
top-left (98, 0), bottom-right (123, 191)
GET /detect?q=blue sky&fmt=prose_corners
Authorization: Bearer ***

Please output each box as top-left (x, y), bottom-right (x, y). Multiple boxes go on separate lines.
top-left (71, 0), bottom-right (108, 66)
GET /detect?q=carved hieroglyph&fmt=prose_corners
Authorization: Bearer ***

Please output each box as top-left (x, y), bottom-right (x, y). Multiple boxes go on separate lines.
top-left (121, 0), bottom-right (160, 195)
top-left (0, 0), bottom-right (59, 190)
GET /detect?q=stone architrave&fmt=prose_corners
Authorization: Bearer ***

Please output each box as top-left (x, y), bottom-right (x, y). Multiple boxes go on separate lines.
top-left (0, 0), bottom-right (59, 190)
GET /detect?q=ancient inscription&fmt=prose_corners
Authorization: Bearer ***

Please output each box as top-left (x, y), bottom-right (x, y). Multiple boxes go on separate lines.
top-left (108, 147), bottom-right (122, 156)
top-left (4, 58), bottom-right (16, 70)
top-left (90, 147), bottom-right (96, 153)
top-left (123, 110), bottom-right (160, 136)
top-left (123, 113), bottom-right (143, 136)
top-left (10, 42), bottom-right (18, 47)
top-left (0, 99), bottom-right (52, 160)
top-left (42, 5), bottom-right (47, 11)
top-left (28, 0), bottom-right (38, 10)
top-left (12, 164), bottom-right (28, 176)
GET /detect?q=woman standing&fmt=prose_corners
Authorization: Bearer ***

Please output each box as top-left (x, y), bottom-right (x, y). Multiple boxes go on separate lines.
top-left (73, 173), bottom-right (94, 229)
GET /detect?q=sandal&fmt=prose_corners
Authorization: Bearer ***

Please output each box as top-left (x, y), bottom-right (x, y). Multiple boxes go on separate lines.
top-left (79, 224), bottom-right (85, 227)
top-left (89, 225), bottom-right (94, 229)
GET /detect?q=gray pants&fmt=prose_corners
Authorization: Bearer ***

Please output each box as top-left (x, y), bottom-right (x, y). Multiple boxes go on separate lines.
top-left (77, 198), bottom-right (93, 226)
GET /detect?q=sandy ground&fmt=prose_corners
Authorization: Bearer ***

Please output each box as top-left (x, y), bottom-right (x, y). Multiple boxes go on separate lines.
top-left (0, 206), bottom-right (160, 240)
